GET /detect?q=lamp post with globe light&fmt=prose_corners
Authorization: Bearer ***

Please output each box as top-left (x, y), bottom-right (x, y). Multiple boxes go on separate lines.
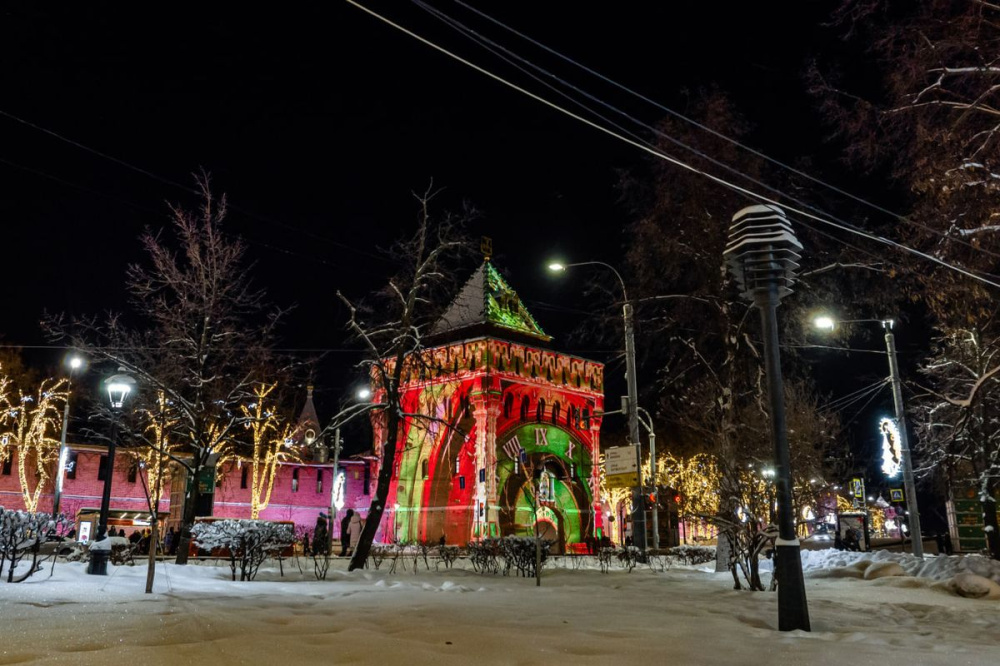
top-left (548, 260), bottom-right (646, 550)
top-left (87, 369), bottom-right (137, 575)
top-left (812, 315), bottom-right (924, 558)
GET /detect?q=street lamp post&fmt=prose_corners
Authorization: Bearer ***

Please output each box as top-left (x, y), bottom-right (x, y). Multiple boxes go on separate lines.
top-left (52, 355), bottom-right (85, 518)
top-left (724, 204), bottom-right (810, 632)
top-left (327, 386), bottom-right (373, 554)
top-left (813, 316), bottom-right (924, 558)
top-left (549, 261), bottom-right (646, 550)
top-left (87, 369), bottom-right (136, 576)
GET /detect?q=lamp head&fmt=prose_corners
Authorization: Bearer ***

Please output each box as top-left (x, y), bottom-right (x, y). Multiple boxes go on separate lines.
top-left (104, 370), bottom-right (137, 410)
top-left (356, 387), bottom-right (372, 401)
top-left (68, 356), bottom-right (84, 371)
top-left (814, 315), bottom-right (836, 331)
top-left (547, 262), bottom-right (566, 272)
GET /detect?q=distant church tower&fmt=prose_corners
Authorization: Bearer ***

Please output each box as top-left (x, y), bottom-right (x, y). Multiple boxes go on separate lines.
top-left (378, 260), bottom-right (604, 552)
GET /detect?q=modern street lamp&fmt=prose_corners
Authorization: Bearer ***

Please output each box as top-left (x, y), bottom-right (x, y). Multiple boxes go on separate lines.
top-left (724, 204), bottom-right (810, 632)
top-left (812, 315), bottom-right (924, 558)
top-left (87, 369), bottom-right (136, 576)
top-left (53, 354), bottom-right (86, 518)
top-left (548, 260), bottom-right (646, 550)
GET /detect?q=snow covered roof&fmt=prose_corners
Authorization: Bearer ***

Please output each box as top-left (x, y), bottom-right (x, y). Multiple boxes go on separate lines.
top-left (430, 261), bottom-right (551, 343)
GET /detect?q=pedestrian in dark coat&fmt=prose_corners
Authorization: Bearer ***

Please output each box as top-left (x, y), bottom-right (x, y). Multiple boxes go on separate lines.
top-left (340, 510), bottom-right (354, 556)
top-left (313, 515), bottom-right (329, 555)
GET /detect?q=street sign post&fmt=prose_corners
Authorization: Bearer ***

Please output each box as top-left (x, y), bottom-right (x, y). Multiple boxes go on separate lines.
top-left (605, 445), bottom-right (639, 489)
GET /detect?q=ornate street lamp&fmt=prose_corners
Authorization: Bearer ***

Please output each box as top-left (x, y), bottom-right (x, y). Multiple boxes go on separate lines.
top-left (87, 369), bottom-right (137, 575)
top-left (724, 204), bottom-right (810, 632)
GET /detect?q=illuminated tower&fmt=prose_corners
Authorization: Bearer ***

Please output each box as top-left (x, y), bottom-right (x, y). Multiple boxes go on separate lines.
top-left (379, 260), bottom-right (604, 552)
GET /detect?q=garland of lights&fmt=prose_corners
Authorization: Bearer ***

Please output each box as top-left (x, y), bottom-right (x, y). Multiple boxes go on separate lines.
top-left (239, 383), bottom-right (293, 519)
top-left (135, 391), bottom-right (179, 506)
top-left (0, 367), bottom-right (68, 513)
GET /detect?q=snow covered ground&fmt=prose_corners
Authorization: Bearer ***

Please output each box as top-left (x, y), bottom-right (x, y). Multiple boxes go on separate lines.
top-left (2, 550), bottom-right (999, 665)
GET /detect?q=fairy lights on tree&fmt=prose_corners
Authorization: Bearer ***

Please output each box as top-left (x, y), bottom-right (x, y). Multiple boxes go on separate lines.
top-left (0, 366), bottom-right (68, 513)
top-left (131, 391), bottom-right (179, 506)
top-left (238, 383), bottom-right (294, 519)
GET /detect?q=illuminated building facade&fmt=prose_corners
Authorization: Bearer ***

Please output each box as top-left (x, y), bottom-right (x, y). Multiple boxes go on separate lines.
top-left (376, 261), bottom-right (604, 552)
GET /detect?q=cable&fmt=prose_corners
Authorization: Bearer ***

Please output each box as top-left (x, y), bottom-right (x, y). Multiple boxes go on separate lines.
top-left (442, 0), bottom-right (1000, 262)
top-left (0, 109), bottom-right (392, 265)
top-left (416, 0), bottom-right (1000, 280)
top-left (346, 0), bottom-right (1000, 291)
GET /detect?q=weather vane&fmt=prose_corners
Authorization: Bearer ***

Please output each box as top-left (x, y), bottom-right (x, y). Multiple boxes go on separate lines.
top-left (481, 236), bottom-right (493, 261)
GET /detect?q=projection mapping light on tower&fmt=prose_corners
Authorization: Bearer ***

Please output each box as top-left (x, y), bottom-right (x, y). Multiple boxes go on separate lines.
top-left (369, 258), bottom-right (605, 553)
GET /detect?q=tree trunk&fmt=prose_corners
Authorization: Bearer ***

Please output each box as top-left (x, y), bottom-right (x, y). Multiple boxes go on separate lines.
top-left (348, 406), bottom-right (399, 571)
top-left (174, 463), bottom-right (202, 565)
top-left (145, 460), bottom-right (163, 593)
top-left (983, 481), bottom-right (1000, 560)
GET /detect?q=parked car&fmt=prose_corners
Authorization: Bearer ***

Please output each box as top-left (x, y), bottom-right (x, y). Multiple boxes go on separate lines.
top-left (38, 536), bottom-right (77, 557)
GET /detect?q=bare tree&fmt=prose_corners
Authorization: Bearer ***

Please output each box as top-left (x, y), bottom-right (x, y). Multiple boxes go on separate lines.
top-left (47, 173), bottom-right (285, 565)
top-left (815, 0), bottom-right (1000, 558)
top-left (334, 187), bottom-right (469, 571)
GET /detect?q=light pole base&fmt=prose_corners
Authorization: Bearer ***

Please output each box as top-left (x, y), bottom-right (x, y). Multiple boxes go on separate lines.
top-left (87, 550), bottom-right (110, 576)
top-left (775, 544), bottom-right (810, 632)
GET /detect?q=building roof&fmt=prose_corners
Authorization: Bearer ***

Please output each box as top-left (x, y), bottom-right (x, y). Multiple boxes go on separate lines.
top-left (430, 261), bottom-right (551, 343)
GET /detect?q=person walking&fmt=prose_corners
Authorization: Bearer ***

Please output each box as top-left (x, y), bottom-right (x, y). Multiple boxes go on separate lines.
top-left (340, 510), bottom-right (353, 556)
top-left (164, 526), bottom-right (175, 554)
top-left (313, 514), bottom-right (329, 556)
top-left (348, 510), bottom-right (363, 555)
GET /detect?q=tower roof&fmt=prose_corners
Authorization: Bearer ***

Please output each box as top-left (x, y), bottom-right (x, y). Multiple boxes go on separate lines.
top-left (430, 261), bottom-right (551, 343)
top-left (295, 386), bottom-right (321, 439)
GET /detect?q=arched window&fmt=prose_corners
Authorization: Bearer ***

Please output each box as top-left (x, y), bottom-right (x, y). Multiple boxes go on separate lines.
top-left (316, 470), bottom-right (323, 494)
top-left (292, 468), bottom-right (300, 493)
top-left (582, 407), bottom-right (591, 430)
top-left (536, 398), bottom-right (546, 422)
top-left (551, 401), bottom-right (561, 425)
top-left (569, 405), bottom-right (579, 428)
top-left (503, 393), bottom-right (514, 419)
top-left (422, 459), bottom-right (430, 480)
top-left (520, 396), bottom-right (530, 422)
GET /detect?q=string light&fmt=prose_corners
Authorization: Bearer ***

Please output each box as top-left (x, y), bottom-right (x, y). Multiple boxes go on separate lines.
top-left (0, 365), bottom-right (68, 512)
top-left (238, 383), bottom-right (295, 519)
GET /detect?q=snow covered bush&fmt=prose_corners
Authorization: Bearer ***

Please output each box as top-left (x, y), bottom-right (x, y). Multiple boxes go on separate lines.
top-left (665, 545), bottom-right (716, 565)
top-left (191, 520), bottom-right (294, 581)
top-left (467, 537), bottom-right (548, 577)
top-left (0, 508), bottom-right (69, 583)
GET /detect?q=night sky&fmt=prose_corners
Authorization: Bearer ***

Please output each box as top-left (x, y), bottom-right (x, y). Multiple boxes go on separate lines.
top-left (1, 2), bottom-right (923, 507)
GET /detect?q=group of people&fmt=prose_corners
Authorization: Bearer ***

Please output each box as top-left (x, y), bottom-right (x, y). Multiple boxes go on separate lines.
top-left (113, 526), bottom-right (180, 555)
top-left (305, 509), bottom-right (363, 557)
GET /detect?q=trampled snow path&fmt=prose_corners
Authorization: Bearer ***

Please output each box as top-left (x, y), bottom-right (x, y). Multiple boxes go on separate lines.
top-left (1, 553), bottom-right (998, 665)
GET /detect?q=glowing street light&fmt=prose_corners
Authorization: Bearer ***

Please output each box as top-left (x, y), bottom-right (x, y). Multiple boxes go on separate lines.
top-left (812, 314), bottom-right (924, 558)
top-left (356, 387), bottom-right (372, 401)
top-left (547, 258), bottom-right (646, 550)
top-left (88, 368), bottom-right (137, 576)
top-left (813, 315), bottom-right (836, 331)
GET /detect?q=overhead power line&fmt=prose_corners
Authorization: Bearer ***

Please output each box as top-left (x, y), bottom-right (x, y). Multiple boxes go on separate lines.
top-left (440, 0), bottom-right (1000, 262)
top-left (345, 0), bottom-right (1000, 291)
top-left (0, 109), bottom-right (392, 265)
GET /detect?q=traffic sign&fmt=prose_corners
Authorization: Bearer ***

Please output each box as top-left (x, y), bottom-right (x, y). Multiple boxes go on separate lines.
top-left (605, 445), bottom-right (638, 475)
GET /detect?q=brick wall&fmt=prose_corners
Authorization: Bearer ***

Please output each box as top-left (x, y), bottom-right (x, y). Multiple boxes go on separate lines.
top-left (0, 446), bottom-right (378, 539)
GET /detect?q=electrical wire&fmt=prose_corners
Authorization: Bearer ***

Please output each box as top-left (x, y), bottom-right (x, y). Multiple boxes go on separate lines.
top-left (415, 0), bottom-right (999, 282)
top-left (821, 378), bottom-right (889, 412)
top-left (345, 0), bottom-right (1000, 291)
top-left (0, 109), bottom-right (392, 265)
top-left (440, 0), bottom-right (1000, 262)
